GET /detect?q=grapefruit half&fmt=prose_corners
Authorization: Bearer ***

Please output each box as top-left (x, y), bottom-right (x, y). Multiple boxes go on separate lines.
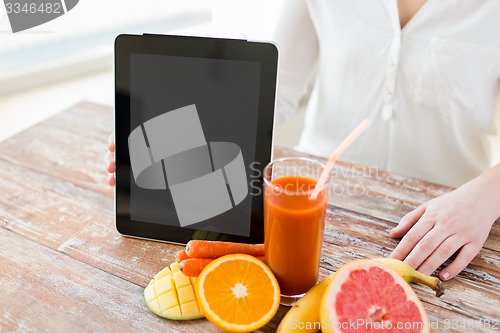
top-left (321, 260), bottom-right (429, 333)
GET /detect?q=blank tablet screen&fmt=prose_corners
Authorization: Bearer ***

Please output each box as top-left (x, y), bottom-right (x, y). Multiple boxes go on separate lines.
top-left (115, 34), bottom-right (278, 243)
top-left (130, 54), bottom-right (260, 237)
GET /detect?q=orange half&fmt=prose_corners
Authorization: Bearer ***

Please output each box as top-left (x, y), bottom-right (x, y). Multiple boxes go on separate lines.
top-left (197, 254), bottom-right (280, 332)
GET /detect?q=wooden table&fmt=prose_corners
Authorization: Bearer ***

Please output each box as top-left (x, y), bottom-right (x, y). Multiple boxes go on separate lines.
top-left (0, 102), bottom-right (498, 332)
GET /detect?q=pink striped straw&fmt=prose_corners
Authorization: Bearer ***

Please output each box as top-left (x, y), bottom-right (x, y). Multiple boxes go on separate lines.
top-left (309, 118), bottom-right (372, 200)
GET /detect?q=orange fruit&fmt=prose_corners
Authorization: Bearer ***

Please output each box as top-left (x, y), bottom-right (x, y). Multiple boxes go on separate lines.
top-left (197, 254), bottom-right (280, 332)
top-left (321, 260), bottom-right (429, 333)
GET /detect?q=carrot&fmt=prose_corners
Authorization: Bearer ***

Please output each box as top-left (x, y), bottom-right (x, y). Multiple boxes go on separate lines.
top-left (175, 249), bottom-right (190, 263)
top-left (185, 240), bottom-right (265, 259)
top-left (180, 258), bottom-right (214, 277)
top-left (180, 256), bottom-right (266, 277)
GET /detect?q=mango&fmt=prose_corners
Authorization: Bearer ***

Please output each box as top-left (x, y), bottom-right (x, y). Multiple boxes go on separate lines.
top-left (144, 262), bottom-right (204, 320)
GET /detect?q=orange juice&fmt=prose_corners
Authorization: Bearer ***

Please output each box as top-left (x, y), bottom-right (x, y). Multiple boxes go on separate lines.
top-left (264, 175), bottom-right (327, 296)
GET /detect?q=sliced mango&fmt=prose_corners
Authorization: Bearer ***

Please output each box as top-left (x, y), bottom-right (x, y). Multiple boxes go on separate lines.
top-left (144, 262), bottom-right (204, 320)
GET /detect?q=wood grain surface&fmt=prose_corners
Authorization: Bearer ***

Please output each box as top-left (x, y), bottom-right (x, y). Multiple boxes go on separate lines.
top-left (0, 102), bottom-right (498, 332)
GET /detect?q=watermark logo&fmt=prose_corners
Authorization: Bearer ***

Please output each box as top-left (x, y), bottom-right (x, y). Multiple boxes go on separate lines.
top-left (3, 0), bottom-right (79, 33)
top-left (248, 160), bottom-right (379, 198)
top-left (128, 104), bottom-right (248, 227)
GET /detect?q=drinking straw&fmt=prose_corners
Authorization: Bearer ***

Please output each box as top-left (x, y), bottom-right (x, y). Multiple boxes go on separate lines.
top-left (309, 118), bottom-right (372, 200)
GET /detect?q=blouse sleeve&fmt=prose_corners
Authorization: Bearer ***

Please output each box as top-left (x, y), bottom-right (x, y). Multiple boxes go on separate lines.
top-left (272, 0), bottom-right (319, 126)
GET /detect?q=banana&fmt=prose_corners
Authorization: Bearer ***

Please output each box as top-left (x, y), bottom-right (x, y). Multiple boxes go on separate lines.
top-left (373, 258), bottom-right (445, 297)
top-left (277, 273), bottom-right (336, 333)
top-left (277, 258), bottom-right (445, 333)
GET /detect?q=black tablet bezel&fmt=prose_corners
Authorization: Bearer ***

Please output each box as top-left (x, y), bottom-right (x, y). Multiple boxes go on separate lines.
top-left (114, 34), bottom-right (278, 244)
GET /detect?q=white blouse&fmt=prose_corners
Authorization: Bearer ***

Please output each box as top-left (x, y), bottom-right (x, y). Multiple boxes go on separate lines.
top-left (273, 0), bottom-right (500, 187)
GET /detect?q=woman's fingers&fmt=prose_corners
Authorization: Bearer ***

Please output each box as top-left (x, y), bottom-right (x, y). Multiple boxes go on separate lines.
top-left (107, 173), bottom-right (115, 187)
top-left (105, 151), bottom-right (116, 173)
top-left (390, 205), bottom-right (426, 238)
top-left (105, 133), bottom-right (116, 187)
top-left (416, 234), bottom-right (463, 275)
top-left (108, 133), bottom-right (115, 152)
top-left (439, 242), bottom-right (482, 280)
top-left (389, 211), bottom-right (433, 264)
top-left (401, 227), bottom-right (449, 271)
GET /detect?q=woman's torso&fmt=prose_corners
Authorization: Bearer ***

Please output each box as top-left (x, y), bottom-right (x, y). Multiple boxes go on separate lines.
top-left (296, 0), bottom-right (500, 187)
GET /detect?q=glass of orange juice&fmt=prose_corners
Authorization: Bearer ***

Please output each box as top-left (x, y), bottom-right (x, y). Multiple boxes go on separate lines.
top-left (263, 157), bottom-right (329, 306)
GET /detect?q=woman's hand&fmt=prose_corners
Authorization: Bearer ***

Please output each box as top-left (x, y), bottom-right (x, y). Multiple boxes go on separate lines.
top-left (389, 165), bottom-right (500, 280)
top-left (104, 133), bottom-right (115, 186)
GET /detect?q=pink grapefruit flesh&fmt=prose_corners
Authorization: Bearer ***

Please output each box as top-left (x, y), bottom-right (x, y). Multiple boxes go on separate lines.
top-left (321, 260), bottom-right (429, 333)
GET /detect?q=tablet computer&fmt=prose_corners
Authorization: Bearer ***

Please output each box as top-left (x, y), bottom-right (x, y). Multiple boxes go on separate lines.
top-left (115, 34), bottom-right (278, 244)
